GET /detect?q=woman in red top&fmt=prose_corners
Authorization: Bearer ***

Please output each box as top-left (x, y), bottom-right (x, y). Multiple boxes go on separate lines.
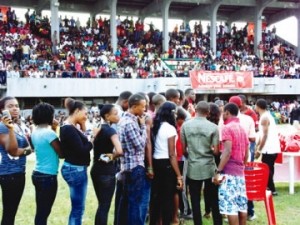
top-left (172, 107), bottom-right (190, 224)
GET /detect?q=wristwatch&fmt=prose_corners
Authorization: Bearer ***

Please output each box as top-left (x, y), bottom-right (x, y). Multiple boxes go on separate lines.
top-left (215, 169), bottom-right (221, 174)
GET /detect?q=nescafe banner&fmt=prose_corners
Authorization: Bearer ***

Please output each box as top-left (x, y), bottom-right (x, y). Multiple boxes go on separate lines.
top-left (189, 70), bottom-right (254, 90)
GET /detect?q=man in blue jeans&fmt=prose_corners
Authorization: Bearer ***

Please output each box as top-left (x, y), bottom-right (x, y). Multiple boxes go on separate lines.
top-left (117, 93), bottom-right (150, 225)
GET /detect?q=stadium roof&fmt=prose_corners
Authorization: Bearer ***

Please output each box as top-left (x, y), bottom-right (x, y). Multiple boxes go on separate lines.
top-left (4, 0), bottom-right (300, 24)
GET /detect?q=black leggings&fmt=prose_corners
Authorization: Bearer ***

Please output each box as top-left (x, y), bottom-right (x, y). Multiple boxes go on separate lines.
top-left (150, 159), bottom-right (177, 225)
top-left (262, 153), bottom-right (278, 192)
top-left (0, 173), bottom-right (25, 225)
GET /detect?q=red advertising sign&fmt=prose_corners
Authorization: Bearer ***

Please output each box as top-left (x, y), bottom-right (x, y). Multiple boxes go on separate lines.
top-left (189, 70), bottom-right (254, 90)
top-left (0, 6), bottom-right (8, 22)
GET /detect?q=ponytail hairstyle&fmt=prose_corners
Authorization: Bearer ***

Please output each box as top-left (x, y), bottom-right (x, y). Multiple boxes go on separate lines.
top-left (66, 99), bottom-right (85, 115)
top-left (98, 104), bottom-right (115, 121)
top-left (152, 101), bottom-right (177, 138)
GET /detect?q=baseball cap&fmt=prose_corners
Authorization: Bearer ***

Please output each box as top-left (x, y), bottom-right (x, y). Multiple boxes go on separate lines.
top-left (229, 96), bottom-right (242, 107)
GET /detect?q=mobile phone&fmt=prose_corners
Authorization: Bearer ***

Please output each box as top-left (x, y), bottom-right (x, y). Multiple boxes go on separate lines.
top-left (99, 154), bottom-right (110, 163)
top-left (2, 110), bottom-right (11, 120)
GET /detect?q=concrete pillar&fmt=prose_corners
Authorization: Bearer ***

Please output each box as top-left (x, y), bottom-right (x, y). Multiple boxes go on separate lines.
top-left (297, 13), bottom-right (300, 57)
top-left (110, 0), bottom-right (118, 53)
top-left (89, 13), bottom-right (96, 28)
top-left (162, 0), bottom-right (171, 52)
top-left (254, 8), bottom-right (263, 55)
top-left (210, 5), bottom-right (218, 55)
top-left (50, 0), bottom-right (60, 44)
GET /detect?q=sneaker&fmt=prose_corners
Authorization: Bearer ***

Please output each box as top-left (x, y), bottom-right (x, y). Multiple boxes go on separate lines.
top-left (247, 214), bottom-right (257, 221)
top-left (183, 213), bottom-right (193, 220)
top-left (203, 212), bottom-right (211, 219)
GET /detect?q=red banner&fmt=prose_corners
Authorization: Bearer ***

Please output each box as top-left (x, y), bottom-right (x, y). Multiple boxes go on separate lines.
top-left (0, 6), bottom-right (8, 22)
top-left (189, 70), bottom-right (254, 90)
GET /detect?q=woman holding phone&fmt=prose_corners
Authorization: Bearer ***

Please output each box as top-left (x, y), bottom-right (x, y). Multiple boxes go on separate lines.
top-left (0, 96), bottom-right (32, 225)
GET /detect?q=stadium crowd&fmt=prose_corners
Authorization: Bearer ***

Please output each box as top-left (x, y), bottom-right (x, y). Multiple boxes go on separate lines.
top-left (0, 7), bottom-right (299, 84)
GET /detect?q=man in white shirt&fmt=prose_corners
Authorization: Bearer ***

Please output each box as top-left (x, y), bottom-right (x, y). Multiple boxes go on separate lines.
top-left (255, 99), bottom-right (281, 196)
top-left (10, 65), bottom-right (20, 78)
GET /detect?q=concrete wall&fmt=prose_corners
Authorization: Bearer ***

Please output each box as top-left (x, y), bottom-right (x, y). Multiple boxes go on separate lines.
top-left (6, 77), bottom-right (300, 98)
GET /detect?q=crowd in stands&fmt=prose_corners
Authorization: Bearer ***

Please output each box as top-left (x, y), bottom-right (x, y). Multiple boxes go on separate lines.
top-left (0, 7), bottom-right (299, 84)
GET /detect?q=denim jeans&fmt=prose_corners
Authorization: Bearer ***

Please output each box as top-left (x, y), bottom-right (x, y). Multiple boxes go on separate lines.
top-left (248, 141), bottom-right (256, 216)
top-left (119, 166), bottom-right (150, 225)
top-left (90, 170), bottom-right (116, 225)
top-left (32, 171), bottom-right (58, 225)
top-left (249, 141), bottom-right (256, 162)
top-left (61, 162), bottom-right (88, 225)
top-left (114, 179), bottom-right (124, 225)
top-left (0, 173), bottom-right (25, 225)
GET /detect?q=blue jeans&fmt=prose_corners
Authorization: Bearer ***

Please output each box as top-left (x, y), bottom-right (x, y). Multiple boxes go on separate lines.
top-left (91, 170), bottom-right (116, 225)
top-left (61, 162), bottom-right (88, 225)
top-left (0, 173), bottom-right (25, 225)
top-left (119, 166), bottom-right (150, 225)
top-left (32, 171), bottom-right (58, 225)
top-left (248, 141), bottom-right (256, 216)
top-left (249, 141), bottom-right (256, 162)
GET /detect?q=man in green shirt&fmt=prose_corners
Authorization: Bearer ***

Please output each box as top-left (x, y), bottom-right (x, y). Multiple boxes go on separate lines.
top-left (181, 101), bottom-right (222, 225)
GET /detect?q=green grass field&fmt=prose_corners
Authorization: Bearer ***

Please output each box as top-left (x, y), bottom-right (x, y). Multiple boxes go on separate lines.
top-left (1, 160), bottom-right (300, 225)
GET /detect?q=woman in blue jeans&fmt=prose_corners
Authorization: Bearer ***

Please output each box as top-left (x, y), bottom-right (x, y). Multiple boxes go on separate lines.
top-left (60, 99), bottom-right (93, 225)
top-left (31, 102), bottom-right (63, 225)
top-left (91, 104), bottom-right (123, 225)
top-left (0, 96), bottom-right (32, 225)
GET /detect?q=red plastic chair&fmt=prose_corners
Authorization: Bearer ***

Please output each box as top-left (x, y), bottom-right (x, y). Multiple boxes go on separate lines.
top-left (244, 162), bottom-right (276, 225)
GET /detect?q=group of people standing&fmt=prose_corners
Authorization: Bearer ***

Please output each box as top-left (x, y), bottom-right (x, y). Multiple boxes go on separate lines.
top-left (0, 89), bottom-right (280, 225)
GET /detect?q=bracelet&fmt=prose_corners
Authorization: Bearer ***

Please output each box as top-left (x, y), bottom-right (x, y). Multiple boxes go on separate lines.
top-left (23, 148), bottom-right (32, 156)
top-left (147, 167), bottom-right (153, 171)
top-left (177, 176), bottom-right (183, 180)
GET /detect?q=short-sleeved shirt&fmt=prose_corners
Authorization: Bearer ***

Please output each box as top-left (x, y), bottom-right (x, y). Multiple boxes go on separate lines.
top-left (93, 124), bottom-right (117, 175)
top-left (181, 117), bottom-right (219, 180)
top-left (0, 123), bottom-right (28, 175)
top-left (222, 118), bottom-right (249, 177)
top-left (238, 113), bottom-right (256, 140)
top-left (31, 127), bottom-right (59, 175)
top-left (153, 122), bottom-right (177, 159)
